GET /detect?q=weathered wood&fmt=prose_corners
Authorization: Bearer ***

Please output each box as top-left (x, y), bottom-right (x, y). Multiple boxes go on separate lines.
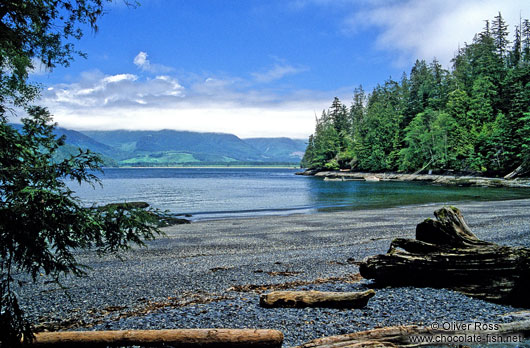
top-left (27, 329), bottom-right (284, 348)
top-left (259, 289), bottom-right (375, 308)
top-left (505, 160), bottom-right (529, 179)
top-left (360, 206), bottom-right (530, 307)
top-left (294, 320), bottom-right (530, 347)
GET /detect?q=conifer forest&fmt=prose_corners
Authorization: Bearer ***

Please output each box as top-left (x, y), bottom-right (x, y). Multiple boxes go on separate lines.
top-left (302, 13), bottom-right (530, 177)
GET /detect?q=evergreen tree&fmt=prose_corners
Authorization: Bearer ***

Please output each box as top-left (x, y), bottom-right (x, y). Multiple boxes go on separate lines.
top-left (492, 12), bottom-right (510, 59)
top-left (509, 25), bottom-right (522, 67)
top-left (301, 134), bottom-right (315, 168)
top-left (0, 2), bottom-right (161, 345)
top-left (404, 60), bottom-right (430, 124)
top-left (302, 13), bottom-right (530, 178)
top-left (350, 85), bottom-right (366, 139)
top-left (523, 19), bottom-right (530, 62)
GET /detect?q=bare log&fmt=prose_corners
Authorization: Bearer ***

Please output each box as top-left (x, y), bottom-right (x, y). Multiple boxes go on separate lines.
top-left (505, 160), bottom-right (529, 179)
top-left (360, 206), bottom-right (530, 307)
top-left (26, 329), bottom-right (284, 348)
top-left (294, 320), bottom-right (530, 347)
top-left (259, 290), bottom-right (375, 308)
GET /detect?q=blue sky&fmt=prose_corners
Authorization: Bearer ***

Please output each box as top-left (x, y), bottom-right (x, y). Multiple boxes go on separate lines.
top-left (31, 0), bottom-right (528, 138)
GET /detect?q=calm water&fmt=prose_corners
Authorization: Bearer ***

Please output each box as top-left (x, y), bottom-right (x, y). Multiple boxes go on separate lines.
top-left (69, 168), bottom-right (530, 221)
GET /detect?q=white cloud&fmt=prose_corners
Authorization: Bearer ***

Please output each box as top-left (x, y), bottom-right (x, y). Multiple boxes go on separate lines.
top-left (251, 62), bottom-right (308, 83)
top-left (35, 51), bottom-right (330, 138)
top-left (133, 51), bottom-right (148, 66)
top-left (39, 70), bottom-right (330, 138)
top-left (342, 0), bottom-right (528, 67)
top-left (46, 71), bottom-right (184, 107)
top-left (103, 73), bottom-right (138, 83)
top-left (133, 51), bottom-right (174, 74)
top-left (44, 104), bottom-right (320, 138)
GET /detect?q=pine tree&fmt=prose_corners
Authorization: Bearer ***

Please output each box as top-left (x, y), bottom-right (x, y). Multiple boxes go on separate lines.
top-left (522, 19), bottom-right (530, 63)
top-left (509, 25), bottom-right (522, 67)
top-left (492, 12), bottom-right (510, 59)
top-left (329, 97), bottom-right (349, 137)
top-left (301, 134), bottom-right (315, 168)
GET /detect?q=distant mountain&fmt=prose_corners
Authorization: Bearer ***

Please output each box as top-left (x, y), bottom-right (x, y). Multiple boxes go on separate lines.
top-left (84, 129), bottom-right (265, 162)
top-left (244, 137), bottom-right (307, 162)
top-left (54, 127), bottom-right (114, 155)
top-left (80, 129), bottom-right (305, 166)
top-left (53, 127), bottom-right (119, 165)
top-left (133, 130), bottom-right (264, 161)
top-left (9, 124), bottom-right (306, 166)
top-left (8, 124), bottom-right (117, 165)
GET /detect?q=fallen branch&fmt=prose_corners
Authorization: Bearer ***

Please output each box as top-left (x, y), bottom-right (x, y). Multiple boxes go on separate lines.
top-left (260, 289), bottom-right (375, 308)
top-left (27, 329), bottom-right (284, 348)
top-left (294, 320), bottom-right (530, 347)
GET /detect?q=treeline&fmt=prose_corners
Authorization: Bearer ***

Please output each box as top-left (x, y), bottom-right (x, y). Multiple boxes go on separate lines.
top-left (302, 13), bottom-right (530, 177)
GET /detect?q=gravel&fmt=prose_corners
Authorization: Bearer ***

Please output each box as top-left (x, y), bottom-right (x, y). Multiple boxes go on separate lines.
top-left (17, 198), bottom-right (530, 347)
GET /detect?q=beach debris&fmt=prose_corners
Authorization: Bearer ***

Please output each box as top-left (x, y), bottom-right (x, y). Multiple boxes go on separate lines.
top-left (359, 206), bottom-right (530, 307)
top-left (227, 274), bottom-right (363, 293)
top-left (95, 201), bottom-right (190, 226)
top-left (210, 266), bottom-right (232, 272)
top-left (265, 270), bottom-right (302, 277)
top-left (27, 329), bottom-right (284, 348)
top-left (293, 320), bottom-right (530, 348)
top-left (259, 289), bottom-right (375, 308)
top-left (34, 291), bottom-right (232, 332)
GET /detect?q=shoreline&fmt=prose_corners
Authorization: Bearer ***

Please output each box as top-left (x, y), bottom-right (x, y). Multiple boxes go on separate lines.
top-left (103, 165), bottom-right (300, 169)
top-left (298, 170), bottom-right (530, 188)
top-left (19, 199), bottom-right (530, 347)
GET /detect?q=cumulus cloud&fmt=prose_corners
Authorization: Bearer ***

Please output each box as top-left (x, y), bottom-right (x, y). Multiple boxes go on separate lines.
top-left (345, 0), bottom-right (528, 66)
top-left (40, 70), bottom-right (329, 138)
top-left (133, 51), bottom-right (174, 73)
top-left (44, 71), bottom-right (184, 108)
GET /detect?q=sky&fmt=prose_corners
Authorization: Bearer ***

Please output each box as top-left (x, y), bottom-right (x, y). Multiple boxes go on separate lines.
top-left (31, 0), bottom-right (528, 139)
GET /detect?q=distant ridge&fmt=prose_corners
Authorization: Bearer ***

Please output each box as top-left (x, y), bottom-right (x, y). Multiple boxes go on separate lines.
top-left (69, 128), bottom-right (307, 166)
top-left (243, 137), bottom-right (307, 162)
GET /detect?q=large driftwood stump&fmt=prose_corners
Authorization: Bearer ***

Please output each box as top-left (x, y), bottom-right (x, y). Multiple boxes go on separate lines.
top-left (27, 329), bottom-right (283, 347)
top-left (359, 206), bottom-right (530, 307)
top-left (294, 320), bottom-right (530, 347)
top-left (260, 290), bottom-right (375, 308)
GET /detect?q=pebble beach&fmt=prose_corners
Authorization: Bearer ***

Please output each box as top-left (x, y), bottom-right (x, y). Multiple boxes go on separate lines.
top-left (19, 199), bottom-right (530, 347)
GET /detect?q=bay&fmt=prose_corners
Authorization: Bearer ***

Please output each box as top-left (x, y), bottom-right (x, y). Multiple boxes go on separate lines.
top-left (69, 167), bottom-right (530, 221)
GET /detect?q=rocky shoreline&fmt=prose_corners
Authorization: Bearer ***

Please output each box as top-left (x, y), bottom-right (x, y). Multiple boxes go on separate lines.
top-left (297, 170), bottom-right (530, 188)
top-left (18, 199), bottom-right (530, 347)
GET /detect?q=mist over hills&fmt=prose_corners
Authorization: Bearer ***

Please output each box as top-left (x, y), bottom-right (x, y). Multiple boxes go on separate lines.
top-left (55, 128), bottom-right (306, 166)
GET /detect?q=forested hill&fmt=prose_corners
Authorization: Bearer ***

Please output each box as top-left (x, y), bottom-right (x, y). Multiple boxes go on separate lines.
top-left (302, 13), bottom-right (530, 178)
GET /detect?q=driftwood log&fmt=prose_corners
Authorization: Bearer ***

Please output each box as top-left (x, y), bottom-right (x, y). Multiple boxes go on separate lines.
top-left (260, 290), bottom-right (375, 308)
top-left (26, 329), bottom-right (283, 348)
top-left (359, 206), bottom-right (530, 307)
top-left (294, 320), bottom-right (530, 347)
